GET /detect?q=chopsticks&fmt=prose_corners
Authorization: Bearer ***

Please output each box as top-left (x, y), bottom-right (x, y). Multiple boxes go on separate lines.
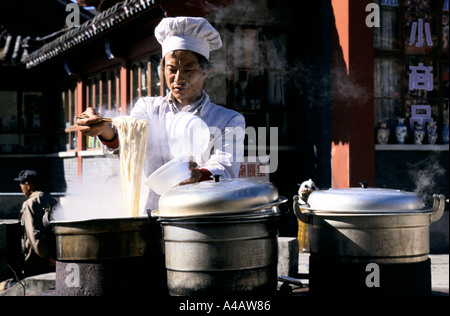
top-left (76, 115), bottom-right (113, 122)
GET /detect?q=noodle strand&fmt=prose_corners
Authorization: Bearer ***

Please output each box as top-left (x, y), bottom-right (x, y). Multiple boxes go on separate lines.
top-left (113, 116), bottom-right (149, 217)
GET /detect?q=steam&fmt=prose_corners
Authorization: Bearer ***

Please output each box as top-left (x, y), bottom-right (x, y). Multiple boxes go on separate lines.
top-left (52, 158), bottom-right (128, 222)
top-left (407, 153), bottom-right (445, 205)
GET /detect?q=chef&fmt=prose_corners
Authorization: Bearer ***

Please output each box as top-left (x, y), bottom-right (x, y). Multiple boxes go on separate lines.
top-left (77, 17), bottom-right (246, 213)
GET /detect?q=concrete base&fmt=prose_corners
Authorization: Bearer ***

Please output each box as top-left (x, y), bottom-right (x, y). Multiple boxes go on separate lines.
top-left (0, 272), bottom-right (55, 296)
top-left (277, 237), bottom-right (299, 277)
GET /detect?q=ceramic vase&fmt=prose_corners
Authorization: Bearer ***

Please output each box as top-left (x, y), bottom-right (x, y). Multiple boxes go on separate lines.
top-left (395, 118), bottom-right (407, 144)
top-left (377, 122), bottom-right (390, 144)
top-left (426, 121), bottom-right (438, 145)
top-left (442, 121), bottom-right (449, 144)
top-left (414, 123), bottom-right (425, 144)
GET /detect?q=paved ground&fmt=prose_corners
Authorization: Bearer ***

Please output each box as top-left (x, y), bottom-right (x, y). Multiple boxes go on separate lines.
top-left (1, 254), bottom-right (448, 296)
top-left (295, 253), bottom-right (449, 296)
top-left (429, 254), bottom-right (449, 293)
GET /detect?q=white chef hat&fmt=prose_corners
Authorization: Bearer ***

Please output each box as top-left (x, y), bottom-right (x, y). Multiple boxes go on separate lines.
top-left (155, 17), bottom-right (222, 61)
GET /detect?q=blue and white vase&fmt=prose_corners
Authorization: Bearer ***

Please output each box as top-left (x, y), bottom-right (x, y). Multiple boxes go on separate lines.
top-left (414, 123), bottom-right (425, 145)
top-left (426, 121), bottom-right (438, 145)
top-left (442, 121), bottom-right (449, 144)
top-left (395, 118), bottom-right (407, 144)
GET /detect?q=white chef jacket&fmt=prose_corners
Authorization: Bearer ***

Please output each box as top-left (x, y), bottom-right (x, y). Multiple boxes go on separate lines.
top-left (100, 90), bottom-right (245, 213)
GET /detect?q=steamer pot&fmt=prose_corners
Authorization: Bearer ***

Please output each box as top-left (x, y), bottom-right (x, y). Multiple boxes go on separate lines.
top-left (159, 210), bottom-right (280, 296)
top-left (52, 217), bottom-right (150, 261)
top-left (51, 217), bottom-right (166, 296)
top-left (293, 188), bottom-right (446, 264)
top-left (151, 177), bottom-right (287, 296)
top-left (153, 177), bottom-right (286, 218)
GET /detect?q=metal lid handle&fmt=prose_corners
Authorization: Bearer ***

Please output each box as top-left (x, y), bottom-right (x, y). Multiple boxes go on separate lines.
top-left (430, 194), bottom-right (445, 224)
top-left (293, 195), bottom-right (311, 224)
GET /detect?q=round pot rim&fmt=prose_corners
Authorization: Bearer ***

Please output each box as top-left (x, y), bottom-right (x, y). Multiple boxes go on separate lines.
top-left (152, 197), bottom-right (287, 218)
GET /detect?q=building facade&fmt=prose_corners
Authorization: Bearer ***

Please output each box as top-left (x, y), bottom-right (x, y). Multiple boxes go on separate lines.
top-left (1, 0), bottom-right (448, 248)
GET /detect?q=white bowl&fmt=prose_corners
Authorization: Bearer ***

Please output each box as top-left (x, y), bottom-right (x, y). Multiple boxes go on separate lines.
top-left (145, 158), bottom-right (191, 196)
top-left (168, 112), bottom-right (209, 158)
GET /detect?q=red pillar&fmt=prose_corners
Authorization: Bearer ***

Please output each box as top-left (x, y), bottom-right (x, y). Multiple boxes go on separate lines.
top-left (119, 59), bottom-right (128, 115)
top-left (331, 0), bottom-right (375, 188)
top-left (76, 78), bottom-right (85, 186)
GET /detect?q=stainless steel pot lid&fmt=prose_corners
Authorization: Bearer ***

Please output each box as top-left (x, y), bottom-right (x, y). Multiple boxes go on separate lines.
top-left (155, 178), bottom-right (284, 217)
top-left (303, 188), bottom-right (427, 213)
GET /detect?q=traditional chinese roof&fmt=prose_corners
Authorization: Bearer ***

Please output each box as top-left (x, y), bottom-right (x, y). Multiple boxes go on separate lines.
top-left (22, 0), bottom-right (160, 69)
top-left (0, 0), bottom-right (96, 67)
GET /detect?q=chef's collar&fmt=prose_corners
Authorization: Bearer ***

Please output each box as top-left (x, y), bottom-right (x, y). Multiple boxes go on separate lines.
top-left (166, 90), bottom-right (206, 114)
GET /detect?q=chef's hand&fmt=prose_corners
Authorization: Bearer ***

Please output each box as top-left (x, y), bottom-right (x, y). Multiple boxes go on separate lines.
top-left (179, 161), bottom-right (203, 186)
top-left (179, 161), bottom-right (215, 186)
top-left (76, 107), bottom-right (116, 140)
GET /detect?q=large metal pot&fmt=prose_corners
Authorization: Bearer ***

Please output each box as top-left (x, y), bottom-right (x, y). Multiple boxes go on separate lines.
top-left (152, 178), bottom-right (287, 296)
top-left (293, 187), bottom-right (445, 295)
top-left (52, 217), bottom-right (166, 296)
top-left (293, 188), bottom-right (445, 264)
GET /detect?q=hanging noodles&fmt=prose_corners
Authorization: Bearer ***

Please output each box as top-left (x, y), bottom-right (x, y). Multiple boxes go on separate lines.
top-left (113, 116), bottom-right (149, 217)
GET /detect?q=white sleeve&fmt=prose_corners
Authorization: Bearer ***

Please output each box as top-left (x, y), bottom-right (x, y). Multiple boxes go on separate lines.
top-left (204, 113), bottom-right (245, 178)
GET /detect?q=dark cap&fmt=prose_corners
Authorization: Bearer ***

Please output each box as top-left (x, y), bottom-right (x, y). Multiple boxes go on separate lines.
top-left (14, 170), bottom-right (42, 184)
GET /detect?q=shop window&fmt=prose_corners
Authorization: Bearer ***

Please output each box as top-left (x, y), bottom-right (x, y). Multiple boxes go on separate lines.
top-left (0, 91), bottom-right (51, 154)
top-left (61, 84), bottom-right (78, 151)
top-left (374, 0), bottom-right (449, 145)
top-left (22, 92), bottom-right (44, 132)
top-left (0, 91), bottom-right (18, 153)
top-left (85, 69), bottom-right (121, 149)
top-left (130, 53), bottom-right (163, 111)
top-left (208, 25), bottom-right (290, 147)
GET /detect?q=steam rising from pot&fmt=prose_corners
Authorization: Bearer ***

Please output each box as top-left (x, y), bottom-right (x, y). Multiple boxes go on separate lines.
top-left (52, 162), bottom-right (128, 222)
top-left (408, 153), bottom-right (446, 205)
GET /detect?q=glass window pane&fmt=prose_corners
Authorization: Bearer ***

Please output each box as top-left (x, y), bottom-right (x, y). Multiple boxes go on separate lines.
top-left (234, 69), bottom-right (262, 109)
top-left (70, 86), bottom-right (76, 126)
top-left (87, 78), bottom-right (93, 108)
top-left (374, 58), bottom-right (400, 98)
top-left (94, 76), bottom-right (100, 109)
top-left (22, 92), bottom-right (43, 132)
top-left (110, 70), bottom-right (117, 114)
top-left (63, 91), bottom-right (69, 129)
top-left (0, 91), bottom-right (17, 132)
top-left (264, 32), bottom-right (287, 106)
top-left (69, 131), bottom-right (74, 150)
top-left (140, 61), bottom-right (148, 97)
top-left (131, 63), bottom-right (139, 104)
top-left (374, 1), bottom-right (399, 50)
top-left (101, 71), bottom-right (108, 112)
top-left (234, 28), bottom-right (260, 68)
top-left (149, 55), bottom-right (161, 97)
top-left (443, 11), bottom-right (449, 53)
top-left (208, 31), bottom-right (227, 105)
top-left (374, 98), bottom-right (400, 127)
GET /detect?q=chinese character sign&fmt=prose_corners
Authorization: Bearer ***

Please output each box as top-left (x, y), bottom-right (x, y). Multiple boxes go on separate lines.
top-left (238, 160), bottom-right (269, 181)
top-left (409, 63), bottom-right (433, 91)
top-left (409, 18), bottom-right (433, 47)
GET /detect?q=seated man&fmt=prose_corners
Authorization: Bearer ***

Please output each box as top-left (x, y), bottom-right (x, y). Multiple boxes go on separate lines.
top-left (15, 170), bottom-right (58, 277)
